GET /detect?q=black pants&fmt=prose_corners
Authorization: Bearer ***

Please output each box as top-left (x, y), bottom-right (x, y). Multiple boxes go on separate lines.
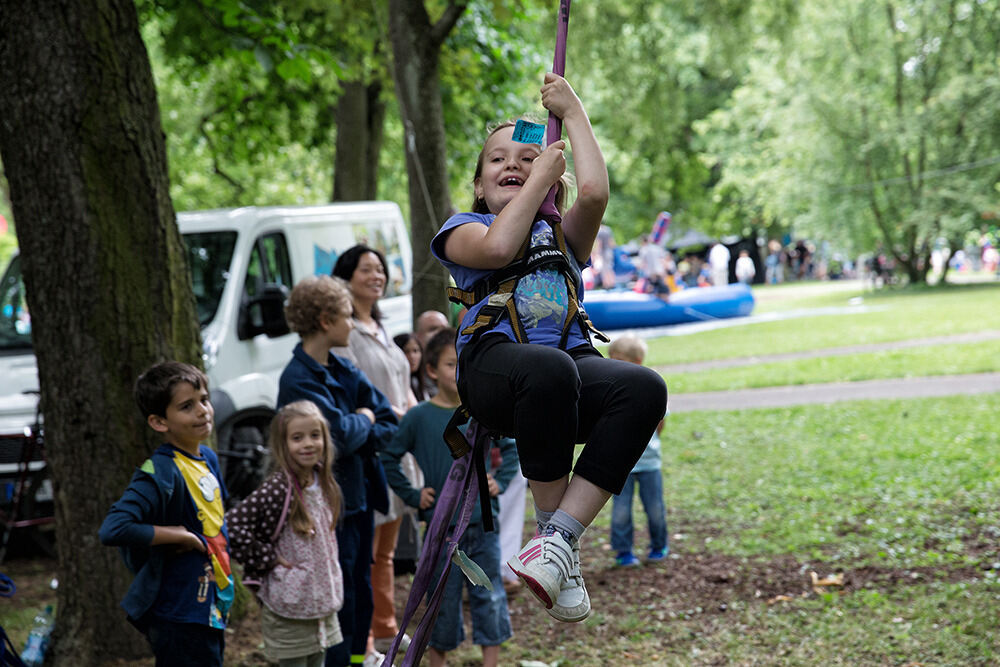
top-left (147, 619), bottom-right (224, 667)
top-left (458, 335), bottom-right (667, 494)
top-left (325, 508), bottom-right (375, 667)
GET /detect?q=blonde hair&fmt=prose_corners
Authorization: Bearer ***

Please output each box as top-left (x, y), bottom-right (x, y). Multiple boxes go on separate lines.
top-left (471, 117), bottom-right (574, 215)
top-left (284, 275), bottom-right (352, 337)
top-left (269, 401), bottom-right (342, 535)
top-left (608, 334), bottom-right (647, 364)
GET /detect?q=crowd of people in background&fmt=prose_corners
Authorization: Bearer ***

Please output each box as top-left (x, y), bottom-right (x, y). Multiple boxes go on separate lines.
top-left (589, 231), bottom-right (871, 295)
top-left (592, 224), bottom-right (1000, 296)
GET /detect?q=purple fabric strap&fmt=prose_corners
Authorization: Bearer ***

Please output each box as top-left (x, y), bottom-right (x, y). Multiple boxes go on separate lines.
top-left (380, 421), bottom-right (487, 667)
top-left (538, 0), bottom-right (572, 226)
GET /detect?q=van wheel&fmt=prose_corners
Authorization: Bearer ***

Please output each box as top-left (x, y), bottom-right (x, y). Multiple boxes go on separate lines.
top-left (219, 424), bottom-right (271, 505)
top-left (21, 470), bottom-right (56, 558)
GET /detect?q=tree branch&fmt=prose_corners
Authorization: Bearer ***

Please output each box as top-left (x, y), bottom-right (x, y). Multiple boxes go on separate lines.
top-left (429, 1), bottom-right (467, 47)
top-left (198, 99), bottom-right (256, 201)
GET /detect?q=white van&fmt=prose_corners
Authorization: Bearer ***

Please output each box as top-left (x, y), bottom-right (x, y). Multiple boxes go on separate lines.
top-left (0, 202), bottom-right (413, 506)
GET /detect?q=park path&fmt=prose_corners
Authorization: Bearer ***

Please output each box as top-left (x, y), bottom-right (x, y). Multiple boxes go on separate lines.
top-left (656, 329), bottom-right (1000, 413)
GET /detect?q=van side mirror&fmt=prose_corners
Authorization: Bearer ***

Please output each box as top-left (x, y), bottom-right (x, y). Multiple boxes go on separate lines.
top-left (238, 284), bottom-right (290, 340)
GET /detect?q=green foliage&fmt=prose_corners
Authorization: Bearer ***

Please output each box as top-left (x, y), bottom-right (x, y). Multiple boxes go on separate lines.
top-left (441, 1), bottom-right (548, 204)
top-left (134, 0), bottom-right (999, 275)
top-left (569, 0), bottom-right (799, 243)
top-left (138, 0), bottom-right (548, 217)
top-left (698, 0), bottom-right (1000, 277)
top-left (140, 0), bottom-right (389, 209)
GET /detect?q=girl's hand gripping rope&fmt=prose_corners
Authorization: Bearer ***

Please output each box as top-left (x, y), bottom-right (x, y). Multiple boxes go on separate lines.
top-left (540, 72), bottom-right (584, 124)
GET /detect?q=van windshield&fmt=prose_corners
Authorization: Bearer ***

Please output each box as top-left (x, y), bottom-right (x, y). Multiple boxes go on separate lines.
top-left (185, 231), bottom-right (237, 326)
top-left (0, 231), bottom-right (236, 351)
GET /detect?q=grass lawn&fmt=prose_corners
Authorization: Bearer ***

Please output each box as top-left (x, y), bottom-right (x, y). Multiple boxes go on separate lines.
top-left (491, 394), bottom-right (1000, 665)
top-left (651, 395), bottom-right (1000, 566)
top-left (644, 282), bottom-right (1000, 367)
top-left (664, 338), bottom-right (1000, 393)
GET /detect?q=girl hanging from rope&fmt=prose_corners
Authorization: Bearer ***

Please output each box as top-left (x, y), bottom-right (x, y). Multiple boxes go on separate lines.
top-left (431, 72), bottom-right (667, 623)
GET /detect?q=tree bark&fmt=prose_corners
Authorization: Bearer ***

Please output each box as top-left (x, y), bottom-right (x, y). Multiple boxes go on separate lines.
top-left (0, 1), bottom-right (201, 663)
top-left (332, 80), bottom-right (386, 202)
top-left (388, 0), bottom-right (466, 321)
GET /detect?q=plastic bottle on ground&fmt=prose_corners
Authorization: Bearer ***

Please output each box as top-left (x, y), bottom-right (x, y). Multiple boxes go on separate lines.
top-left (20, 604), bottom-right (54, 667)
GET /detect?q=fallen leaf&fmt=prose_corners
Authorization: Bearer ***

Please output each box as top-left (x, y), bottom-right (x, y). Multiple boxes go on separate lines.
top-left (767, 594), bottom-right (795, 605)
top-left (810, 571), bottom-right (845, 593)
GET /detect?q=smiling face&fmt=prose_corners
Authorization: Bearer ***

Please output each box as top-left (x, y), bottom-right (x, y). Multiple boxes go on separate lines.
top-left (474, 126), bottom-right (541, 215)
top-left (149, 381), bottom-right (214, 454)
top-left (285, 415), bottom-right (326, 478)
top-left (348, 251), bottom-right (387, 308)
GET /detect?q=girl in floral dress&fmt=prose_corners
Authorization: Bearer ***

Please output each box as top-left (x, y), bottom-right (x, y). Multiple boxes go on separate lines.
top-left (228, 401), bottom-right (344, 667)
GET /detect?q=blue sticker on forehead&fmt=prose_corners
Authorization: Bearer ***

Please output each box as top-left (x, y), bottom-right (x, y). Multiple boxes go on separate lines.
top-left (511, 119), bottom-right (545, 145)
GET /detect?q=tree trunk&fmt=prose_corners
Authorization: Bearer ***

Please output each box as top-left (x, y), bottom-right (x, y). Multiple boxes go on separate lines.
top-left (0, 2), bottom-right (201, 663)
top-left (388, 0), bottom-right (466, 321)
top-left (332, 80), bottom-right (386, 202)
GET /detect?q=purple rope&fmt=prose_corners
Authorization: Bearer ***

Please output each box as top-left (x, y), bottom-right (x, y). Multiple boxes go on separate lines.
top-left (381, 422), bottom-right (486, 667)
top-left (538, 0), bottom-right (571, 226)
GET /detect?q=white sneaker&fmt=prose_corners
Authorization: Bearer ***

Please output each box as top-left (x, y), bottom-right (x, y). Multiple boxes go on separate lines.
top-left (547, 538), bottom-right (591, 623)
top-left (372, 633), bottom-right (410, 655)
top-left (506, 529), bottom-right (574, 609)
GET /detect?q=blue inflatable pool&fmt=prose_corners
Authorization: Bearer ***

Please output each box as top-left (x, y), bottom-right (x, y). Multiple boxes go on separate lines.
top-left (582, 283), bottom-right (755, 330)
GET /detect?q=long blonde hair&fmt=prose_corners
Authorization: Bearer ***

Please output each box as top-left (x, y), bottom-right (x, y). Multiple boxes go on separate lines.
top-left (471, 117), bottom-right (574, 216)
top-left (269, 401), bottom-right (342, 535)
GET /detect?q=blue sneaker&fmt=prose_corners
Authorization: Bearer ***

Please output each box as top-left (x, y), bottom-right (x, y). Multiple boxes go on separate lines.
top-left (647, 548), bottom-right (668, 562)
top-left (615, 552), bottom-right (640, 568)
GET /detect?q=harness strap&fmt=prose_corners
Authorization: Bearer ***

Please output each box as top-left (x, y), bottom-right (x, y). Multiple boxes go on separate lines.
top-left (442, 406), bottom-right (473, 459)
top-left (382, 421), bottom-right (489, 667)
top-left (447, 245), bottom-right (574, 308)
top-left (474, 448), bottom-right (495, 533)
top-left (449, 217), bottom-right (605, 350)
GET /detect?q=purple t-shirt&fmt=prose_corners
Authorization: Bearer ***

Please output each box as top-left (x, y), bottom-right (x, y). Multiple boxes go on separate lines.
top-left (431, 212), bottom-right (591, 358)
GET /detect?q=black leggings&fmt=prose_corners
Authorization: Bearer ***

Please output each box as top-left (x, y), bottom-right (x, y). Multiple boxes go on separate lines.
top-left (458, 335), bottom-right (668, 494)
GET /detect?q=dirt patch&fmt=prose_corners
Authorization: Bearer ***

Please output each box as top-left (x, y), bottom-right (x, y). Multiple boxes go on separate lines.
top-left (1, 525), bottom-right (992, 666)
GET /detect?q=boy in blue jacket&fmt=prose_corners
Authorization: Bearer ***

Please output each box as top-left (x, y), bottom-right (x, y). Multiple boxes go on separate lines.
top-left (381, 328), bottom-right (518, 667)
top-left (276, 274), bottom-right (398, 667)
top-left (99, 361), bottom-right (233, 667)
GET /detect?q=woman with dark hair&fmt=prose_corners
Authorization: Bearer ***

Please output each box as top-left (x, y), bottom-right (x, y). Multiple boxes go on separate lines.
top-left (393, 332), bottom-right (427, 402)
top-left (332, 245), bottom-right (422, 657)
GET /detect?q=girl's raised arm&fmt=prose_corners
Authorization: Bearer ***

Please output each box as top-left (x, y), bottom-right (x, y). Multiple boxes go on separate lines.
top-left (444, 139), bottom-right (567, 270)
top-left (541, 73), bottom-right (609, 262)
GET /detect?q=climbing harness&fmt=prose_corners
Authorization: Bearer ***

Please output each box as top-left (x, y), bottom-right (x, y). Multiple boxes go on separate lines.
top-left (446, 217), bottom-right (608, 353)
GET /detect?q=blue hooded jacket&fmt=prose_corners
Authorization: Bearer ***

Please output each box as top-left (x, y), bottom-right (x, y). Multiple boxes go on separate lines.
top-left (277, 342), bottom-right (397, 515)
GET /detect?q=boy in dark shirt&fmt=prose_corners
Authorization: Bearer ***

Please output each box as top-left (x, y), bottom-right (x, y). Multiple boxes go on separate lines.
top-left (100, 361), bottom-right (233, 666)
